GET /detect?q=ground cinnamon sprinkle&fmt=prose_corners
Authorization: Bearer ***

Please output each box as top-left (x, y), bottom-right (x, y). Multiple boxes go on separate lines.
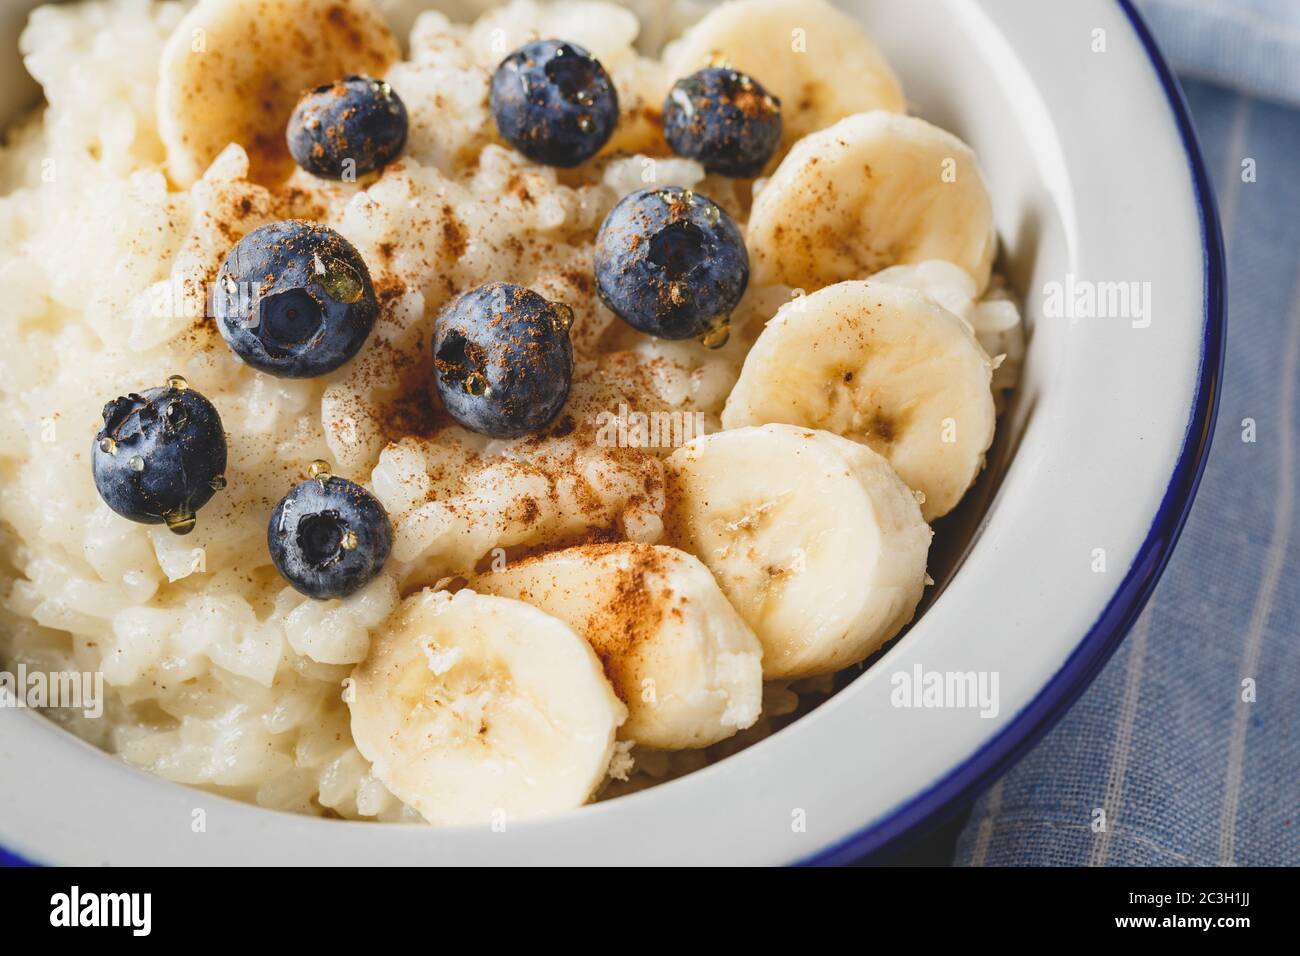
top-left (506, 496), bottom-right (541, 527)
top-left (440, 205), bottom-right (468, 259)
top-left (560, 269), bottom-right (593, 297)
top-left (489, 542), bottom-right (670, 702)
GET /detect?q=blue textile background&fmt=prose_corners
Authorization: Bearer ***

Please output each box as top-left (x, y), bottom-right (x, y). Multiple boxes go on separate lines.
top-left (954, 1), bottom-right (1299, 867)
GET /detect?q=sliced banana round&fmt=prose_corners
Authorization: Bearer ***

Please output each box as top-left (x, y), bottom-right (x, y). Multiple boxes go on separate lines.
top-left (662, 0), bottom-right (904, 149)
top-left (664, 424), bottom-right (931, 680)
top-left (870, 260), bottom-right (1026, 395)
top-left (721, 280), bottom-right (996, 521)
top-left (157, 0), bottom-right (400, 187)
top-left (747, 112), bottom-right (997, 294)
top-left (474, 542), bottom-right (763, 750)
top-left (349, 588), bottom-right (625, 826)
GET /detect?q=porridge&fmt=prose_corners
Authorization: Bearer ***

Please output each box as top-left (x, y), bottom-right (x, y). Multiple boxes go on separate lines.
top-left (0, 0), bottom-right (1024, 824)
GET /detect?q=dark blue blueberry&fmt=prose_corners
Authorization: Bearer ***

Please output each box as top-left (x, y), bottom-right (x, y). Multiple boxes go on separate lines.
top-left (287, 75), bottom-right (408, 180)
top-left (268, 466), bottom-right (392, 600)
top-left (432, 282), bottom-right (574, 438)
top-left (594, 187), bottom-right (748, 342)
top-left (490, 40), bottom-right (618, 167)
top-left (663, 68), bottom-right (782, 177)
top-left (91, 377), bottom-right (227, 535)
top-left (215, 220), bottom-right (377, 378)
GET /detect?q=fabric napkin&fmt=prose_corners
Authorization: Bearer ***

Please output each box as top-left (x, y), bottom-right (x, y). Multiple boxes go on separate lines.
top-left (1136, 0), bottom-right (1300, 106)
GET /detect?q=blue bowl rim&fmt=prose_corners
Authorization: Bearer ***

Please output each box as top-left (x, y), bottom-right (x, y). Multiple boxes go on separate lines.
top-left (1, 0), bottom-right (1226, 869)
top-left (798, 0), bottom-right (1228, 866)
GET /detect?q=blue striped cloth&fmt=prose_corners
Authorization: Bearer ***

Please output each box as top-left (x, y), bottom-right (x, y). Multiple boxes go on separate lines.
top-left (954, 1), bottom-right (1300, 867)
top-left (1135, 0), bottom-right (1300, 106)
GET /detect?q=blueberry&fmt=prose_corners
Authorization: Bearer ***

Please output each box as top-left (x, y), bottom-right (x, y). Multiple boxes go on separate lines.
top-left (91, 376), bottom-right (227, 535)
top-left (286, 75), bottom-right (408, 179)
top-left (432, 282), bottom-right (574, 438)
top-left (215, 220), bottom-right (378, 378)
top-left (268, 464), bottom-right (392, 600)
top-left (663, 68), bottom-right (782, 177)
top-left (490, 40), bottom-right (619, 167)
top-left (594, 187), bottom-right (748, 342)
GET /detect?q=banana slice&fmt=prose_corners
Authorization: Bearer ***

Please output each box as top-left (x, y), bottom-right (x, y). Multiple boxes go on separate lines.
top-left (747, 112), bottom-right (997, 294)
top-left (157, 0), bottom-right (400, 186)
top-left (474, 542), bottom-right (763, 749)
top-left (662, 0), bottom-right (904, 148)
top-left (349, 588), bottom-right (625, 826)
top-left (869, 261), bottom-right (1026, 395)
top-left (663, 424), bottom-right (931, 680)
top-left (721, 280), bottom-right (996, 521)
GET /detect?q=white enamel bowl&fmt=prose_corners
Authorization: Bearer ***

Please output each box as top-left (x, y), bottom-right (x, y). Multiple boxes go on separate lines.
top-left (0, 0), bottom-right (1223, 865)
